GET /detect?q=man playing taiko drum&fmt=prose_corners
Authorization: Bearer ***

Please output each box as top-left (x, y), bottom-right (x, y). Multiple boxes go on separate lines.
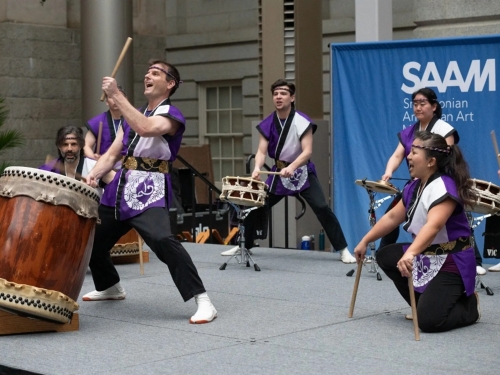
top-left (221, 79), bottom-right (356, 263)
top-left (83, 59), bottom-right (217, 324)
top-left (40, 126), bottom-right (99, 181)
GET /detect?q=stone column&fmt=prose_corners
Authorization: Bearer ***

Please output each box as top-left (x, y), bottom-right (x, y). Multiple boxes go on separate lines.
top-left (81, 0), bottom-right (133, 122)
top-left (355, 0), bottom-right (393, 41)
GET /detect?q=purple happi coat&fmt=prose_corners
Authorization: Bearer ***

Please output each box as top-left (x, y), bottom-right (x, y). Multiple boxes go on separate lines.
top-left (399, 117), bottom-right (458, 168)
top-left (402, 173), bottom-right (475, 295)
top-left (86, 111), bottom-right (123, 155)
top-left (39, 156), bottom-right (85, 176)
top-left (100, 98), bottom-right (185, 220)
top-left (257, 109), bottom-right (317, 195)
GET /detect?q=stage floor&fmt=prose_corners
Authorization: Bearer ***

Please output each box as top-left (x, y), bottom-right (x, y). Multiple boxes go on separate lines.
top-left (1, 243), bottom-right (499, 375)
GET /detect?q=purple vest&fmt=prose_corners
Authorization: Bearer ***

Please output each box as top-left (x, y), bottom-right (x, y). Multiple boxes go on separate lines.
top-left (100, 99), bottom-right (185, 221)
top-left (398, 117), bottom-right (458, 169)
top-left (86, 111), bottom-right (123, 155)
top-left (257, 110), bottom-right (317, 195)
top-left (39, 155), bottom-right (85, 177)
top-left (402, 174), bottom-right (475, 295)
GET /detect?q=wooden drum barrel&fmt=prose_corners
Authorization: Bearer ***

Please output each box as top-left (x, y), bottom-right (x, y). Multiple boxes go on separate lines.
top-left (0, 167), bottom-right (100, 323)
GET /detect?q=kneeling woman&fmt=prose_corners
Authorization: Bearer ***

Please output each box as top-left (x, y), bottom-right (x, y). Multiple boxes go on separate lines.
top-left (354, 131), bottom-right (479, 333)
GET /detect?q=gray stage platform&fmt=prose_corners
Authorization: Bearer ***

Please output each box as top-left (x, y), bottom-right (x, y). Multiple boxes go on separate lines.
top-left (1, 243), bottom-right (499, 375)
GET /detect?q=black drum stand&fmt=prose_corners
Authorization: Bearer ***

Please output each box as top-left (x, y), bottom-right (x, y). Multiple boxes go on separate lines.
top-left (364, 190), bottom-right (393, 280)
top-left (347, 188), bottom-right (394, 280)
top-left (219, 205), bottom-right (261, 271)
top-left (466, 212), bottom-right (494, 296)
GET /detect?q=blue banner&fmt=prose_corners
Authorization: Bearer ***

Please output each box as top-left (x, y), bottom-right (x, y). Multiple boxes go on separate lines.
top-left (331, 35), bottom-right (500, 261)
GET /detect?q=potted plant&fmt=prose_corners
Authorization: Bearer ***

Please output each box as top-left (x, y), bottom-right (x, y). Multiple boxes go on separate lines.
top-left (0, 97), bottom-right (25, 174)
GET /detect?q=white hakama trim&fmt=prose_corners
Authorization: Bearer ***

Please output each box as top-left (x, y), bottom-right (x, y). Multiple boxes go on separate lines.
top-left (407, 177), bottom-right (450, 243)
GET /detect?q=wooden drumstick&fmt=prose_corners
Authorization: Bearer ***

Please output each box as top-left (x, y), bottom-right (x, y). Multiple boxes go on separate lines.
top-left (258, 170), bottom-right (281, 175)
top-left (44, 154), bottom-right (54, 164)
top-left (100, 37), bottom-right (133, 102)
top-left (96, 121), bottom-right (103, 155)
top-left (348, 261), bottom-right (363, 318)
top-left (491, 130), bottom-right (500, 168)
top-left (138, 232), bottom-right (144, 275)
top-left (408, 277), bottom-right (420, 341)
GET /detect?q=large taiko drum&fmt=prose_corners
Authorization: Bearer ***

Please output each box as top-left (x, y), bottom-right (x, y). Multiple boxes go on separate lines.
top-left (110, 229), bottom-right (144, 257)
top-left (0, 167), bottom-right (100, 323)
top-left (220, 176), bottom-right (268, 207)
top-left (467, 178), bottom-right (500, 214)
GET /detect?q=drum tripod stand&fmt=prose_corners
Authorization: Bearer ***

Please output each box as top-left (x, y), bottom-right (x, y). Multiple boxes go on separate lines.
top-left (219, 205), bottom-right (261, 271)
top-left (347, 189), bottom-right (394, 280)
top-left (466, 212), bottom-right (494, 296)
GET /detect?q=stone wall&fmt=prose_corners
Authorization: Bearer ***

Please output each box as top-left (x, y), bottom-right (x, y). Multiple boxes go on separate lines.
top-left (0, 22), bottom-right (81, 167)
top-left (2, 0), bottom-right (500, 168)
top-left (163, 0), bottom-right (260, 151)
top-left (0, 0), bottom-right (167, 168)
top-left (413, 0), bottom-right (500, 37)
top-left (0, 0), bottom-right (260, 167)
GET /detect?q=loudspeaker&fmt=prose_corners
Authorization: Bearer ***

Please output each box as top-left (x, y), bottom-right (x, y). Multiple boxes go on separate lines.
top-left (483, 215), bottom-right (500, 259)
top-left (177, 209), bottom-right (230, 239)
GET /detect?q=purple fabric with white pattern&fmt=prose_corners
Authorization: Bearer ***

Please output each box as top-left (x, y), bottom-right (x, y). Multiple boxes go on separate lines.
top-left (101, 100), bottom-right (185, 220)
top-left (256, 110), bottom-right (317, 196)
top-left (402, 174), bottom-right (475, 295)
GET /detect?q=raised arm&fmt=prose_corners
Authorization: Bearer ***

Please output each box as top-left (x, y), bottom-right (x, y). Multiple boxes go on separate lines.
top-left (84, 130), bottom-right (99, 160)
top-left (382, 143), bottom-right (406, 181)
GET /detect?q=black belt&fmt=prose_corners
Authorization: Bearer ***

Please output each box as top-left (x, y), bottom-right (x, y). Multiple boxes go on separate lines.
top-left (122, 156), bottom-right (170, 174)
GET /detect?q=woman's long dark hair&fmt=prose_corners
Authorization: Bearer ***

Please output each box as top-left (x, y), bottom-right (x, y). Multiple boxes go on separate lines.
top-left (412, 87), bottom-right (442, 119)
top-left (415, 131), bottom-right (475, 205)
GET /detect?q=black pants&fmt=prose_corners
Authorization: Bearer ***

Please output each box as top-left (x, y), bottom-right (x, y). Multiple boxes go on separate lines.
top-left (377, 244), bottom-right (479, 333)
top-left (88, 205), bottom-right (206, 302)
top-left (378, 195), bottom-right (483, 267)
top-left (244, 173), bottom-right (348, 251)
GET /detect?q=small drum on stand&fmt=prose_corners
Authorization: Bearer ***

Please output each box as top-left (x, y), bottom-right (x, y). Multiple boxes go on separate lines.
top-left (0, 167), bottom-right (100, 324)
top-left (464, 179), bottom-right (499, 296)
top-left (220, 176), bottom-right (267, 207)
top-left (467, 178), bottom-right (500, 215)
top-left (219, 176), bottom-right (268, 271)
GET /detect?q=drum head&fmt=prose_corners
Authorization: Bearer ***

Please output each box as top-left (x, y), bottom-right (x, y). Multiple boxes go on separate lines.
top-left (1, 166), bottom-right (100, 219)
top-left (355, 179), bottom-right (398, 194)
